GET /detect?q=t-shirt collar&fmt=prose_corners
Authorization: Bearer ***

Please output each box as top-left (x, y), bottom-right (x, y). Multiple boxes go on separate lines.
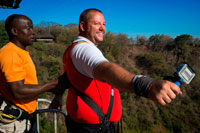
top-left (73, 35), bottom-right (96, 46)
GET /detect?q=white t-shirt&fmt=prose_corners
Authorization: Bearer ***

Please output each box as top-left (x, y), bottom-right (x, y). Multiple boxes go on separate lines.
top-left (71, 36), bottom-right (109, 78)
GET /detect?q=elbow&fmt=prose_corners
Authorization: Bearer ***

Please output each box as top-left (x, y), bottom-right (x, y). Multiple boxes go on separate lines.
top-left (12, 92), bottom-right (24, 100)
top-left (11, 87), bottom-right (27, 100)
top-left (8, 81), bottom-right (29, 100)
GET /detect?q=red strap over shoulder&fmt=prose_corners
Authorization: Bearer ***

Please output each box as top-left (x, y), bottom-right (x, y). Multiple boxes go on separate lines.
top-left (63, 41), bottom-right (88, 71)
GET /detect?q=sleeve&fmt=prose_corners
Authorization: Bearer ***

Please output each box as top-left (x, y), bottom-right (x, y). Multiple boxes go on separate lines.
top-left (1, 50), bottom-right (25, 82)
top-left (71, 43), bottom-right (109, 78)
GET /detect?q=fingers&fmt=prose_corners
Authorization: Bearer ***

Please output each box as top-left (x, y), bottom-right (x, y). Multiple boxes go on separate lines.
top-left (155, 93), bottom-right (172, 106)
top-left (59, 105), bottom-right (63, 110)
top-left (48, 95), bottom-right (63, 109)
top-left (158, 97), bottom-right (168, 106)
top-left (149, 80), bottom-right (182, 106)
top-left (170, 82), bottom-right (183, 95)
top-left (166, 87), bottom-right (177, 100)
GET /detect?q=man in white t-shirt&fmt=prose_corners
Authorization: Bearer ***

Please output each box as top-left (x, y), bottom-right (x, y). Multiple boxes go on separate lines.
top-left (54, 8), bottom-right (182, 133)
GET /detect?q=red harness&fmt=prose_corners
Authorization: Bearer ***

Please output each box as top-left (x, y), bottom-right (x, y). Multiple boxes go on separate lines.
top-left (63, 41), bottom-right (122, 124)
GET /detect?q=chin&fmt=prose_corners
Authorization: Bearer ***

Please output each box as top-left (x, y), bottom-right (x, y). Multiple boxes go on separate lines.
top-left (97, 37), bottom-right (104, 42)
top-left (27, 42), bottom-right (33, 46)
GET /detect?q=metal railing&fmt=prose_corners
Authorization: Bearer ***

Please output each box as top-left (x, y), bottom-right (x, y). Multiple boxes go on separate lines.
top-left (36, 98), bottom-right (67, 133)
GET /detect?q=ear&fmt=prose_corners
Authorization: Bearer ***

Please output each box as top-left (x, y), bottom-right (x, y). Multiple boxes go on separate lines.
top-left (11, 28), bottom-right (18, 36)
top-left (80, 21), bottom-right (87, 32)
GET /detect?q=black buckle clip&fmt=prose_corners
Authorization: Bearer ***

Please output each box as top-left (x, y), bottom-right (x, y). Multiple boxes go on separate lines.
top-left (99, 116), bottom-right (110, 131)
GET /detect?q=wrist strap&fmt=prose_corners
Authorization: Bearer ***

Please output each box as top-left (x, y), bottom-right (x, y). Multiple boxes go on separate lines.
top-left (132, 75), bottom-right (154, 97)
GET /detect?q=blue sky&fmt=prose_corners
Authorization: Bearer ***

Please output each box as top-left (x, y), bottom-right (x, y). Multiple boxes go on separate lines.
top-left (0, 0), bottom-right (200, 39)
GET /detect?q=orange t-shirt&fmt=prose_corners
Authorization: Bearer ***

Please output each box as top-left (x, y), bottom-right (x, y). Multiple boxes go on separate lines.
top-left (0, 42), bottom-right (38, 114)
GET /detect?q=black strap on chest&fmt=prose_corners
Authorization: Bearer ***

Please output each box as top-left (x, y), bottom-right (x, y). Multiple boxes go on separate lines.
top-left (73, 87), bottom-right (114, 124)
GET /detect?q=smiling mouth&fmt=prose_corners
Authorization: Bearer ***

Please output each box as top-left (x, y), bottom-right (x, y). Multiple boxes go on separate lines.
top-left (97, 32), bottom-right (104, 36)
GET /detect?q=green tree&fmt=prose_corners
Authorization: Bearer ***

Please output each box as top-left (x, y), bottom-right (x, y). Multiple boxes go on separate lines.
top-left (49, 24), bottom-right (63, 41)
top-left (99, 32), bottom-right (115, 54)
top-left (192, 37), bottom-right (200, 47)
top-left (135, 52), bottom-right (172, 78)
top-left (99, 32), bottom-right (117, 61)
top-left (114, 33), bottom-right (130, 46)
top-left (149, 34), bottom-right (173, 51)
top-left (57, 26), bottom-right (79, 45)
top-left (0, 21), bottom-right (9, 48)
top-left (174, 34), bottom-right (193, 63)
top-left (136, 36), bottom-right (147, 45)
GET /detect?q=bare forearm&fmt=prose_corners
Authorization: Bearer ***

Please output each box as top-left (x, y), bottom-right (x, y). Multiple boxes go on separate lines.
top-left (9, 79), bottom-right (58, 100)
top-left (94, 62), bottom-right (134, 92)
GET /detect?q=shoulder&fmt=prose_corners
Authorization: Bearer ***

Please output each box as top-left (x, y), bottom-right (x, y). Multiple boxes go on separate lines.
top-left (0, 43), bottom-right (27, 64)
top-left (0, 43), bottom-right (22, 55)
top-left (71, 41), bottom-right (99, 55)
top-left (0, 44), bottom-right (17, 59)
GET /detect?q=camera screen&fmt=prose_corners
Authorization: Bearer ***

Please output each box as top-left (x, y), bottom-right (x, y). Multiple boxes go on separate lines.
top-left (180, 67), bottom-right (193, 81)
top-left (179, 64), bottom-right (195, 84)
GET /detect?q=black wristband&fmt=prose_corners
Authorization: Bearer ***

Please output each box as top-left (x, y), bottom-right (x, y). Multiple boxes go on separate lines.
top-left (132, 75), bottom-right (154, 98)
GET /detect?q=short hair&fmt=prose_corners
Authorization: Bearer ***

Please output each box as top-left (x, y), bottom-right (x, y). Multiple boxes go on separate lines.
top-left (79, 8), bottom-right (102, 31)
top-left (5, 14), bottom-right (29, 37)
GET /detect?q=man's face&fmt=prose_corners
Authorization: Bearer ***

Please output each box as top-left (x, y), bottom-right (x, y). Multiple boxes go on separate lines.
top-left (84, 11), bottom-right (106, 45)
top-left (13, 17), bottom-right (35, 47)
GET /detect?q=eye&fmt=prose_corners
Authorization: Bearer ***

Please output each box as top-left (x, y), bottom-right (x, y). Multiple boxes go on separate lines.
top-left (27, 27), bottom-right (31, 30)
top-left (27, 26), bottom-right (33, 31)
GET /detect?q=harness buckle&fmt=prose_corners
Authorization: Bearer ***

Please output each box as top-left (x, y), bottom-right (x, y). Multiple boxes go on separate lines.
top-left (99, 116), bottom-right (111, 131)
top-left (0, 99), bottom-right (25, 123)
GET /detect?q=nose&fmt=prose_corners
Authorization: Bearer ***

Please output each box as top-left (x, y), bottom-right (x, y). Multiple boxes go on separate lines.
top-left (99, 24), bottom-right (106, 32)
top-left (30, 28), bottom-right (35, 35)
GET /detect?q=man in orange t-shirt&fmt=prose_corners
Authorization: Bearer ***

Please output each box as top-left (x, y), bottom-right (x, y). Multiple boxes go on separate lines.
top-left (0, 14), bottom-right (67, 132)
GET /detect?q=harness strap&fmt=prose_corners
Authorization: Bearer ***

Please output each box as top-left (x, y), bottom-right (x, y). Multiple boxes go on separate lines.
top-left (0, 97), bottom-right (31, 123)
top-left (73, 87), bottom-right (114, 123)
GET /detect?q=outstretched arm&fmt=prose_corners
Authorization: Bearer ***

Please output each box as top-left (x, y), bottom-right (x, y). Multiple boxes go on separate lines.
top-left (94, 62), bottom-right (134, 92)
top-left (93, 62), bottom-right (182, 105)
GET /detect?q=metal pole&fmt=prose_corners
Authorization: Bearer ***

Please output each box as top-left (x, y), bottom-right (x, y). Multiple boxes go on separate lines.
top-left (36, 101), bottom-right (40, 133)
top-left (54, 112), bottom-right (57, 133)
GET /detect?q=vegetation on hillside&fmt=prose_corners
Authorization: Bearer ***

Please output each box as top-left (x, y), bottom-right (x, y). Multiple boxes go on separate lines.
top-left (0, 21), bottom-right (200, 133)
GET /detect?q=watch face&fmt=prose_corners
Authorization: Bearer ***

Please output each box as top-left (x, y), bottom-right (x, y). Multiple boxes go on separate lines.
top-left (178, 64), bottom-right (195, 84)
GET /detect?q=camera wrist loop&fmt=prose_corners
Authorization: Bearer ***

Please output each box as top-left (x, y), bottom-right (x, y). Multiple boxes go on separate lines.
top-left (131, 75), bottom-right (154, 98)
